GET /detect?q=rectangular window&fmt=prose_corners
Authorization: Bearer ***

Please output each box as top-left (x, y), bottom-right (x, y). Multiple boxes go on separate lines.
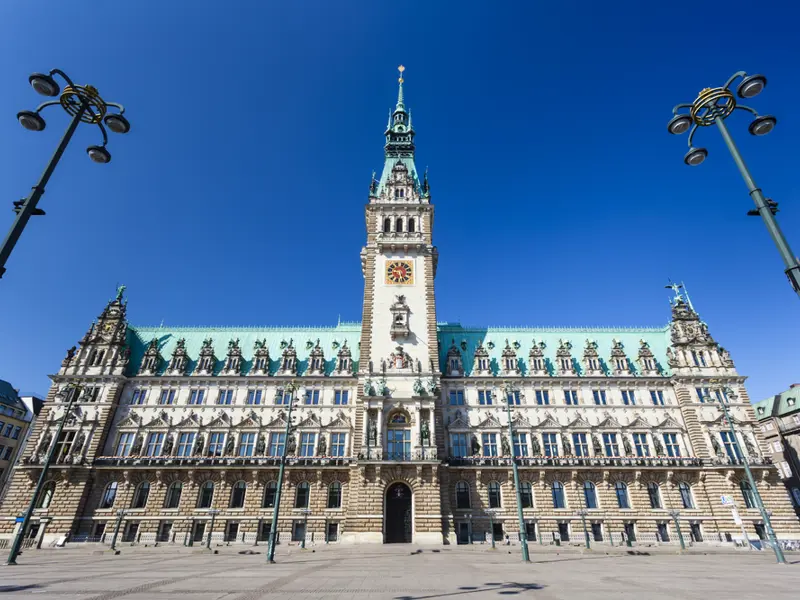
top-left (477, 358), bottom-right (489, 370)
top-left (482, 433), bottom-right (498, 457)
top-left (304, 390), bottom-right (320, 405)
top-left (217, 389), bottom-right (233, 405)
top-left (663, 433), bottom-right (681, 457)
top-left (621, 390), bottom-right (636, 406)
top-left (543, 433), bottom-right (559, 457)
top-left (449, 390), bottom-right (465, 405)
top-left (451, 433), bottom-right (468, 458)
top-left (771, 441), bottom-right (782, 453)
top-left (330, 433), bottom-right (346, 457)
top-left (238, 432), bottom-right (256, 457)
top-left (275, 389), bottom-right (292, 405)
top-left (650, 390), bottom-right (665, 406)
top-left (478, 390), bottom-right (493, 405)
top-left (0, 421), bottom-right (4, 435)
top-left (572, 433), bottom-right (588, 457)
top-left (116, 432), bottom-right (135, 456)
top-left (603, 433), bottom-right (620, 457)
top-left (633, 433), bottom-right (650, 457)
top-left (11, 426), bottom-right (21, 440)
top-left (177, 432), bottom-right (195, 457)
top-left (146, 432), bottom-right (165, 457)
top-left (159, 390), bottom-right (176, 405)
top-left (506, 390), bottom-right (521, 405)
top-left (387, 429), bottom-right (411, 460)
top-left (696, 387), bottom-right (709, 403)
top-left (300, 433), bottom-right (316, 457)
top-left (720, 431), bottom-right (741, 461)
top-left (208, 432), bottom-right (226, 456)
top-left (189, 390), bottom-right (205, 405)
top-left (268, 433), bottom-right (285, 457)
top-left (334, 390), bottom-right (349, 405)
top-left (535, 390), bottom-right (550, 406)
top-left (564, 390), bottom-right (579, 405)
top-left (3, 446), bottom-right (11, 460)
top-left (3, 423), bottom-right (11, 437)
top-left (246, 390), bottom-right (263, 405)
top-left (131, 389), bottom-right (147, 405)
top-left (513, 433), bottom-right (528, 457)
top-left (592, 390), bottom-right (607, 405)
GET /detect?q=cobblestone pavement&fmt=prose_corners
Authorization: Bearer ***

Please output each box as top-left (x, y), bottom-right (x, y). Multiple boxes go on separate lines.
top-left (1, 544), bottom-right (799, 599)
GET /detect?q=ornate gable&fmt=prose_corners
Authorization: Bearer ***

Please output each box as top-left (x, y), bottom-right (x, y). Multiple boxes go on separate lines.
top-left (658, 414), bottom-right (687, 430)
top-left (251, 338), bottom-right (270, 375)
top-left (222, 338), bottom-right (243, 375)
top-left (295, 412), bottom-right (321, 429)
top-left (334, 340), bottom-right (353, 375)
top-left (139, 338), bottom-right (162, 375)
top-left (143, 410), bottom-right (171, 429)
top-left (195, 337), bottom-right (216, 375)
top-left (596, 413), bottom-right (622, 429)
top-left (167, 338), bottom-right (188, 375)
top-left (325, 411), bottom-right (352, 429)
top-left (447, 410), bottom-right (471, 430)
top-left (537, 414), bottom-right (561, 429)
top-left (511, 412), bottom-right (531, 428)
top-left (625, 414), bottom-right (653, 429)
top-left (476, 412), bottom-right (503, 429)
top-left (637, 339), bottom-right (659, 375)
top-left (278, 339), bottom-right (297, 375)
top-left (609, 339), bottom-right (631, 375)
top-left (306, 339), bottom-right (325, 375)
top-left (528, 340), bottom-right (547, 375)
top-left (117, 413), bottom-right (140, 429)
top-left (205, 412), bottom-right (231, 429)
top-left (567, 414), bottom-right (592, 429)
top-left (472, 340), bottom-right (492, 376)
top-left (235, 411), bottom-right (262, 429)
top-left (174, 413), bottom-right (202, 428)
top-left (265, 411), bottom-right (289, 429)
top-left (556, 339), bottom-right (575, 375)
top-left (500, 340), bottom-right (520, 375)
top-left (445, 339), bottom-right (463, 376)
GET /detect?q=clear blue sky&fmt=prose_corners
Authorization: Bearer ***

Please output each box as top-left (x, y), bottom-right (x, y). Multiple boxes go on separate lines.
top-left (1, 0), bottom-right (798, 401)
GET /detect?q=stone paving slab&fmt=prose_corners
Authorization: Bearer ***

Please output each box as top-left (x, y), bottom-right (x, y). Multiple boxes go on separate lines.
top-left (1, 545), bottom-right (798, 599)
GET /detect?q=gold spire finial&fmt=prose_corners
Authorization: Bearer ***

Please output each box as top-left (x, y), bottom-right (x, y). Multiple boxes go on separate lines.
top-left (398, 64), bottom-right (405, 84)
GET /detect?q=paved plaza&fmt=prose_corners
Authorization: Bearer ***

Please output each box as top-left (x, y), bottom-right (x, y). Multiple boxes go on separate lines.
top-left (1, 545), bottom-right (799, 599)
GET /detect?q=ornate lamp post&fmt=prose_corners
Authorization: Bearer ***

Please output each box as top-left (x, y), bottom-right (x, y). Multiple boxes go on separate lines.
top-left (206, 509), bottom-right (220, 550)
top-left (299, 508), bottom-right (311, 549)
top-left (668, 71), bottom-right (800, 298)
top-left (109, 509), bottom-right (127, 551)
top-left (6, 383), bottom-right (84, 565)
top-left (576, 508), bottom-right (590, 549)
top-left (500, 385), bottom-right (530, 562)
top-left (266, 382), bottom-right (298, 563)
top-left (668, 509), bottom-right (686, 551)
top-left (0, 69), bottom-right (129, 279)
top-left (708, 385), bottom-right (786, 564)
top-left (485, 508), bottom-right (499, 550)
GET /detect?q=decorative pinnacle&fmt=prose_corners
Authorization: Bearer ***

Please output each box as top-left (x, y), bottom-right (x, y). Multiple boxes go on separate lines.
top-left (396, 65), bottom-right (405, 109)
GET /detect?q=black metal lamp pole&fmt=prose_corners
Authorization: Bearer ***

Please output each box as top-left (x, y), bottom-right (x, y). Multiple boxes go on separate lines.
top-left (577, 508), bottom-right (590, 549)
top-left (266, 382), bottom-right (298, 563)
top-left (0, 69), bottom-right (129, 280)
top-left (668, 509), bottom-right (686, 551)
top-left (501, 386), bottom-right (530, 562)
top-left (6, 384), bottom-right (81, 565)
top-left (206, 509), bottom-right (220, 550)
top-left (109, 509), bottom-right (126, 551)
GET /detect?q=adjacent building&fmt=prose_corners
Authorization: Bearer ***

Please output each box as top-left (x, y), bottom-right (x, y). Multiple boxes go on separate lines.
top-left (1, 70), bottom-right (799, 548)
top-left (0, 381), bottom-right (43, 502)
top-left (754, 385), bottom-right (800, 517)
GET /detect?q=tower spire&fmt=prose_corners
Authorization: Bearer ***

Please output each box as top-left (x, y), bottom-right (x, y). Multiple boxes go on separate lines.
top-left (396, 65), bottom-right (405, 110)
top-left (375, 65), bottom-right (418, 196)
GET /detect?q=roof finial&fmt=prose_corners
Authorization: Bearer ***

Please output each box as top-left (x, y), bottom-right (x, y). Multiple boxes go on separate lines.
top-left (396, 65), bottom-right (405, 109)
top-left (680, 281), bottom-right (696, 313)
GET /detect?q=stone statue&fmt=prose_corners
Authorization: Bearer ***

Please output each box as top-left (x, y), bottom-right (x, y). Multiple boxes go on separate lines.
top-left (591, 434), bottom-right (602, 455)
top-left (163, 435), bottom-right (174, 456)
top-left (115, 284), bottom-right (126, 301)
top-left (501, 436), bottom-right (511, 456)
top-left (531, 435), bottom-right (541, 455)
top-left (710, 435), bottom-right (724, 459)
top-left (39, 431), bottom-right (52, 454)
top-left (256, 434), bottom-right (266, 455)
top-left (561, 433), bottom-right (572, 456)
top-left (421, 420), bottom-right (430, 445)
top-left (130, 434), bottom-right (143, 455)
top-left (413, 379), bottom-right (425, 396)
top-left (622, 436), bottom-right (633, 457)
top-left (368, 419), bottom-right (377, 445)
top-left (317, 435), bottom-right (327, 456)
top-left (64, 346), bottom-right (77, 362)
top-left (470, 435), bottom-right (481, 456)
top-left (193, 435), bottom-right (204, 456)
top-left (743, 435), bottom-right (757, 457)
top-left (225, 435), bottom-right (234, 455)
top-left (653, 437), bottom-right (665, 456)
top-left (286, 434), bottom-right (297, 455)
top-left (73, 432), bottom-right (86, 455)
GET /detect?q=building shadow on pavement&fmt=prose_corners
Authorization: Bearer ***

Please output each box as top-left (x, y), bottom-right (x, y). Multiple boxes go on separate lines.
top-left (395, 581), bottom-right (546, 599)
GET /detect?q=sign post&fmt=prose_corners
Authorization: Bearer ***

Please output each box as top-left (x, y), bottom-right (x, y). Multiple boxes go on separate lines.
top-left (722, 496), bottom-right (751, 550)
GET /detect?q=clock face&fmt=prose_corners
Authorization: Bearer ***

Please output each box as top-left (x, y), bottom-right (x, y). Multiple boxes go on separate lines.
top-left (385, 260), bottom-right (414, 285)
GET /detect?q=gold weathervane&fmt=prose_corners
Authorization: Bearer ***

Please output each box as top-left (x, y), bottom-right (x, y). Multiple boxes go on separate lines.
top-left (398, 64), bottom-right (405, 84)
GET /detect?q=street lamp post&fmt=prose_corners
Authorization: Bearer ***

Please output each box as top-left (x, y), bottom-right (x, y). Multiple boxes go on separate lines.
top-left (668, 71), bottom-right (800, 298)
top-left (299, 508), bottom-right (311, 549)
top-left (713, 386), bottom-right (786, 564)
top-left (502, 386), bottom-right (530, 562)
top-left (109, 509), bottom-right (127, 551)
top-left (668, 509), bottom-right (686, 551)
top-left (6, 384), bottom-right (83, 565)
top-left (577, 509), bottom-right (590, 550)
top-left (0, 69), bottom-right (129, 280)
top-left (266, 382), bottom-right (298, 563)
top-left (206, 509), bottom-right (220, 550)
top-left (466, 513), bottom-right (473, 544)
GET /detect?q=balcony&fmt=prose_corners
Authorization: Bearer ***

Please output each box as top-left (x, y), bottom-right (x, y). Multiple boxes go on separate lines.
top-left (93, 455), bottom-right (355, 468)
top-left (357, 447), bottom-right (438, 462)
top-left (444, 456), bottom-right (703, 468)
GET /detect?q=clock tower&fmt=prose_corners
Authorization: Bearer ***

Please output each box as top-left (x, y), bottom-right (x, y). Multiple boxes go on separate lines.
top-left (350, 67), bottom-right (444, 543)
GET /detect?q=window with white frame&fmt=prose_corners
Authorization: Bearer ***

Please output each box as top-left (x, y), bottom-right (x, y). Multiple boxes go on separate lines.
top-left (451, 433), bottom-right (468, 458)
top-left (334, 390), bottom-right (349, 405)
top-left (238, 433), bottom-right (256, 457)
top-left (330, 433), bottom-right (346, 457)
top-left (217, 389), bottom-right (233, 405)
top-left (159, 390), bottom-right (176, 405)
top-left (543, 433), bottom-right (559, 457)
top-left (478, 390), bottom-right (493, 405)
top-left (603, 433), bottom-right (620, 457)
top-left (208, 432), bottom-right (226, 456)
top-left (535, 390), bottom-right (550, 405)
top-left (633, 433), bottom-right (650, 457)
top-left (116, 432), bottom-right (135, 456)
top-left (592, 390), bottom-right (606, 405)
top-left (449, 390), bottom-right (465, 405)
top-left (564, 390), bottom-right (579, 405)
top-left (268, 433), bottom-right (285, 457)
top-left (145, 433), bottom-right (165, 457)
top-left (621, 390), bottom-right (636, 406)
top-left (131, 388), bottom-right (147, 405)
top-left (572, 433), bottom-right (589, 457)
top-left (663, 433), bottom-right (681, 457)
top-left (275, 389), bottom-right (292, 405)
top-left (512, 433), bottom-right (528, 457)
top-left (304, 390), bottom-right (320, 405)
top-left (246, 390), bottom-right (263, 405)
top-left (771, 441), bottom-right (782, 453)
top-left (482, 433), bottom-right (498, 457)
top-left (300, 433), bottom-right (316, 457)
top-left (189, 389), bottom-right (205, 405)
top-left (650, 390), bottom-right (664, 406)
top-left (506, 390), bottom-right (521, 405)
top-left (177, 432), bottom-right (195, 457)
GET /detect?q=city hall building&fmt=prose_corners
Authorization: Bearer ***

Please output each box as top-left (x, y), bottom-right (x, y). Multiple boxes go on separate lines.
top-left (2, 71), bottom-right (798, 548)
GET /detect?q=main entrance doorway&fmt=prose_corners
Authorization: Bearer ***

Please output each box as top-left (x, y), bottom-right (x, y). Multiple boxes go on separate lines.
top-left (384, 482), bottom-right (412, 543)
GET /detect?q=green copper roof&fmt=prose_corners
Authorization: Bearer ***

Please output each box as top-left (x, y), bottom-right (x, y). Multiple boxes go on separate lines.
top-left (376, 70), bottom-right (420, 196)
top-left (127, 324), bottom-right (361, 377)
top-left (753, 385), bottom-right (800, 419)
top-left (437, 323), bottom-right (673, 377)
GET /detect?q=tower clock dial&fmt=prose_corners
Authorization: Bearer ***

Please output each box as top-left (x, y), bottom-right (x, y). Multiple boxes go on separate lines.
top-left (385, 260), bottom-right (414, 285)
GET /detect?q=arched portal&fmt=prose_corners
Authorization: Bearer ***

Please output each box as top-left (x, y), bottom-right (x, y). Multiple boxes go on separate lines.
top-left (384, 482), bottom-right (412, 543)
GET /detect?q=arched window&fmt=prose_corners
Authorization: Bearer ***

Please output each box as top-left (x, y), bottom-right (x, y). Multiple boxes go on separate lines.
top-left (230, 481), bottom-right (246, 508)
top-left (295, 481), bottom-right (310, 509)
top-left (488, 481), bottom-right (502, 508)
top-left (100, 481), bottom-right (118, 509)
top-left (552, 481), bottom-right (566, 509)
top-left (615, 482), bottom-right (630, 509)
top-left (164, 481), bottom-right (182, 509)
top-left (395, 218), bottom-right (403, 232)
top-left (263, 481), bottom-right (277, 508)
top-left (740, 481), bottom-right (756, 509)
top-left (390, 412), bottom-right (408, 424)
top-left (327, 481), bottom-right (342, 509)
top-left (456, 481), bottom-right (471, 509)
top-left (678, 482), bottom-right (694, 509)
top-left (37, 481), bottom-right (56, 509)
top-left (383, 217), bottom-right (391, 232)
top-left (647, 482), bottom-right (662, 509)
top-left (131, 481), bottom-right (151, 509)
top-left (408, 218), bottom-right (415, 233)
top-left (520, 481), bottom-right (534, 509)
top-left (583, 481), bottom-right (598, 509)
top-left (197, 481), bottom-right (214, 508)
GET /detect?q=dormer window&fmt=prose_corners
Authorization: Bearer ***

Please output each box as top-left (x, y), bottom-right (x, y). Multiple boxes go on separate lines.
top-left (255, 357), bottom-right (267, 371)
top-left (560, 358), bottom-right (571, 371)
top-left (478, 358), bottom-right (489, 370)
top-left (282, 356), bottom-right (295, 371)
top-left (614, 358), bottom-right (626, 371)
top-left (643, 358), bottom-right (654, 370)
top-left (504, 358), bottom-right (516, 371)
top-left (394, 188), bottom-right (405, 199)
top-left (588, 358), bottom-right (598, 370)
top-left (338, 356), bottom-right (350, 372)
top-left (691, 350), bottom-right (707, 367)
top-left (310, 356), bottom-right (322, 370)
top-left (200, 357), bottom-right (212, 370)
top-left (531, 358), bottom-right (543, 370)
